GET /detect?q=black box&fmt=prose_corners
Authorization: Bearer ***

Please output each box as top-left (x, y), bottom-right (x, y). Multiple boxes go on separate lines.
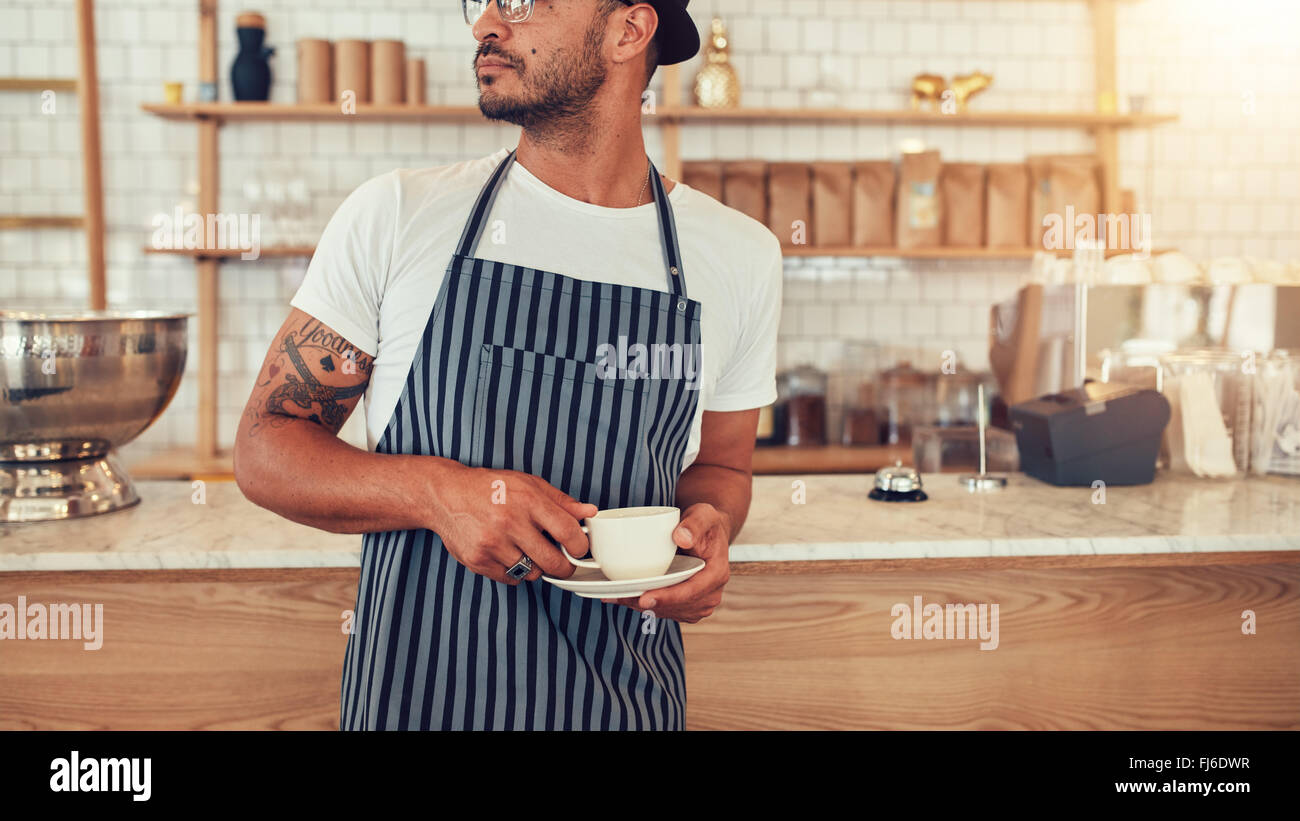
top-left (1009, 383), bottom-right (1171, 486)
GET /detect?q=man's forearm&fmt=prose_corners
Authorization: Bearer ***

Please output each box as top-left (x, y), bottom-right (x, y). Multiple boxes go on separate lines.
top-left (673, 462), bottom-right (753, 542)
top-left (234, 416), bottom-right (459, 535)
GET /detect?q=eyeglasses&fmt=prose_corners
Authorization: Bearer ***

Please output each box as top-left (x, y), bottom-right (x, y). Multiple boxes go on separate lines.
top-left (463, 0), bottom-right (633, 26)
top-left (463, 0), bottom-right (532, 24)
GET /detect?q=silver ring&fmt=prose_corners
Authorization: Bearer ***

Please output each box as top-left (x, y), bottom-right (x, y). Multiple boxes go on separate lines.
top-left (505, 554), bottom-right (534, 581)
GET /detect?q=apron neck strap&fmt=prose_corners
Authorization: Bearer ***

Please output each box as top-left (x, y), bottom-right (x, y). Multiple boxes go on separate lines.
top-left (454, 150), bottom-right (515, 260)
top-left (455, 149), bottom-right (687, 297)
top-left (647, 160), bottom-right (686, 297)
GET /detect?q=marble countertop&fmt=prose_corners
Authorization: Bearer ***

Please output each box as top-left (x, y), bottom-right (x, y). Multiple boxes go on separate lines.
top-left (2, 473), bottom-right (1298, 572)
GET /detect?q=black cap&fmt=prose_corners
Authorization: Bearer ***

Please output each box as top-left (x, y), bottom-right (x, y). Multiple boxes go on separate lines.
top-left (644, 0), bottom-right (699, 65)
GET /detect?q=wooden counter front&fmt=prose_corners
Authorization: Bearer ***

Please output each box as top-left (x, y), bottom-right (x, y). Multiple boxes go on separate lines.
top-left (684, 558), bottom-right (1300, 730)
top-left (2, 553), bottom-right (1296, 729)
top-left (3, 475), bottom-right (1298, 729)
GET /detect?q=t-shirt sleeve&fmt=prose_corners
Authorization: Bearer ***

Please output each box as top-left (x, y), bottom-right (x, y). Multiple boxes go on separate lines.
top-left (288, 171), bottom-right (399, 357)
top-left (705, 233), bottom-right (783, 412)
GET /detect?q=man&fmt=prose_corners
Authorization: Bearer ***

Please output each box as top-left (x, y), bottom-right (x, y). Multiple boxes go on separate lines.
top-left (234, 0), bottom-right (782, 730)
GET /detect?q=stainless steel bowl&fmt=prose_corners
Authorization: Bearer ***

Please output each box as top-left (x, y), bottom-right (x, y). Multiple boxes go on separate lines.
top-left (1, 310), bottom-right (189, 521)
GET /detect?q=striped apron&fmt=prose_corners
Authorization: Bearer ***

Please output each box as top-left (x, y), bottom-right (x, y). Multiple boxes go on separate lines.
top-left (340, 149), bottom-right (702, 730)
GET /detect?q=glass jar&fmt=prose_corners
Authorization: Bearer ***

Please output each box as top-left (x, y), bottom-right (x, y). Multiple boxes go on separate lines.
top-left (1099, 339), bottom-right (1177, 392)
top-left (912, 424), bottom-right (1019, 474)
top-left (933, 368), bottom-right (991, 428)
top-left (874, 361), bottom-right (934, 446)
top-left (1159, 349), bottom-right (1253, 477)
top-left (778, 364), bottom-right (828, 447)
top-left (840, 340), bottom-right (882, 446)
top-left (1251, 350), bottom-right (1300, 476)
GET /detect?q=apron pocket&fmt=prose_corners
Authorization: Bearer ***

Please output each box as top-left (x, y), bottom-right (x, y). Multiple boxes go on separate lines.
top-left (471, 344), bottom-right (654, 505)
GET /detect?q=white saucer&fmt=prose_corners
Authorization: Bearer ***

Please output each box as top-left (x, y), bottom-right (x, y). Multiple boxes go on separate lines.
top-left (542, 555), bottom-right (706, 599)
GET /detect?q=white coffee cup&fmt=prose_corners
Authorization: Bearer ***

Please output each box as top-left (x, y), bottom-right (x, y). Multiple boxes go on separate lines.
top-left (561, 506), bottom-right (680, 581)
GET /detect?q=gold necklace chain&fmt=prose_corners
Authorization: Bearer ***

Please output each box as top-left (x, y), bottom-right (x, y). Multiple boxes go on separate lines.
top-left (633, 157), bottom-right (650, 207)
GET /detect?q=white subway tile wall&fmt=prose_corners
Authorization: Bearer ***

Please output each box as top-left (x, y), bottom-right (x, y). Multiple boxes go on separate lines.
top-left (0, 0), bottom-right (1297, 459)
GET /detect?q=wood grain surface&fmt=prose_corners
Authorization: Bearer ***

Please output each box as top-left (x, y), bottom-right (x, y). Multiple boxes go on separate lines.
top-left (0, 577), bottom-right (355, 730)
top-left (2, 562), bottom-right (1296, 730)
top-left (682, 562), bottom-right (1300, 730)
top-left (750, 444), bottom-right (914, 475)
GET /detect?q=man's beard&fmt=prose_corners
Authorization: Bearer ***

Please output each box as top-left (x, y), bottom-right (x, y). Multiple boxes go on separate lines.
top-left (475, 16), bottom-right (607, 132)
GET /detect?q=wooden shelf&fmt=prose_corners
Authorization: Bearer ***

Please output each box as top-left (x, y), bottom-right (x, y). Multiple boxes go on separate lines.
top-left (752, 444), bottom-right (914, 475)
top-left (659, 106), bottom-right (1177, 128)
top-left (0, 77), bottom-right (77, 91)
top-left (783, 246), bottom-right (1169, 259)
top-left (140, 101), bottom-right (1177, 129)
top-left (142, 243), bottom-right (1167, 263)
top-left (141, 244), bottom-right (1170, 263)
top-left (141, 102), bottom-right (488, 123)
top-left (0, 215), bottom-right (83, 229)
top-left (143, 244), bottom-right (315, 259)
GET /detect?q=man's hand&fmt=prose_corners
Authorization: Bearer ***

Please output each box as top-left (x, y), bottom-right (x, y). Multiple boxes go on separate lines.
top-left (601, 502), bottom-right (732, 624)
top-left (428, 462), bottom-right (597, 586)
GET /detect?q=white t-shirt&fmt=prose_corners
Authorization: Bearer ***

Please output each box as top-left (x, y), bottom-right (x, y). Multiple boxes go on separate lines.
top-left (290, 147), bottom-right (783, 470)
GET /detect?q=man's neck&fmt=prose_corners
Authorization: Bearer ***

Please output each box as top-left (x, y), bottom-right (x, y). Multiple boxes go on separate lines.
top-left (511, 91), bottom-right (672, 208)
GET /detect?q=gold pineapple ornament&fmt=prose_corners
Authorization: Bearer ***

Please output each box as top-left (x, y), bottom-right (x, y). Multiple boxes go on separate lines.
top-left (693, 17), bottom-right (740, 109)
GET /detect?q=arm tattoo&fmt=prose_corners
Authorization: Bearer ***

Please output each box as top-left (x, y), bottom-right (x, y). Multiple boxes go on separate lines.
top-left (244, 317), bottom-right (374, 436)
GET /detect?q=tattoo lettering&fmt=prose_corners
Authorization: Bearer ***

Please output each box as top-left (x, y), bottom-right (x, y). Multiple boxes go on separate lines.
top-left (295, 317), bottom-right (374, 376)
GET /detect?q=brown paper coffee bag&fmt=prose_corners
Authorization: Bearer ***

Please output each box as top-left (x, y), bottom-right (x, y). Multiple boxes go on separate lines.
top-left (896, 150), bottom-right (942, 249)
top-left (1026, 155), bottom-right (1052, 247)
top-left (985, 163), bottom-right (1029, 248)
top-left (812, 162), bottom-right (853, 248)
top-left (683, 162), bottom-right (724, 202)
top-left (722, 161), bottom-right (768, 226)
top-left (939, 162), bottom-right (986, 247)
top-left (1047, 156), bottom-right (1101, 246)
top-left (851, 161), bottom-right (895, 247)
top-left (767, 162), bottom-right (813, 248)
top-left (1028, 154), bottom-right (1100, 250)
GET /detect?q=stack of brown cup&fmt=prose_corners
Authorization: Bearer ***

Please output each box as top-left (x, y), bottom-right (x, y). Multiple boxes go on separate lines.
top-left (371, 40), bottom-right (405, 105)
top-left (406, 59), bottom-right (427, 104)
top-left (334, 39), bottom-right (371, 103)
top-left (297, 38), bottom-right (332, 104)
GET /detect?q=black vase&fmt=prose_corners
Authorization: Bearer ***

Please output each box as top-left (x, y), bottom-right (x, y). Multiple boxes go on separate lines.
top-left (231, 27), bottom-right (274, 101)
